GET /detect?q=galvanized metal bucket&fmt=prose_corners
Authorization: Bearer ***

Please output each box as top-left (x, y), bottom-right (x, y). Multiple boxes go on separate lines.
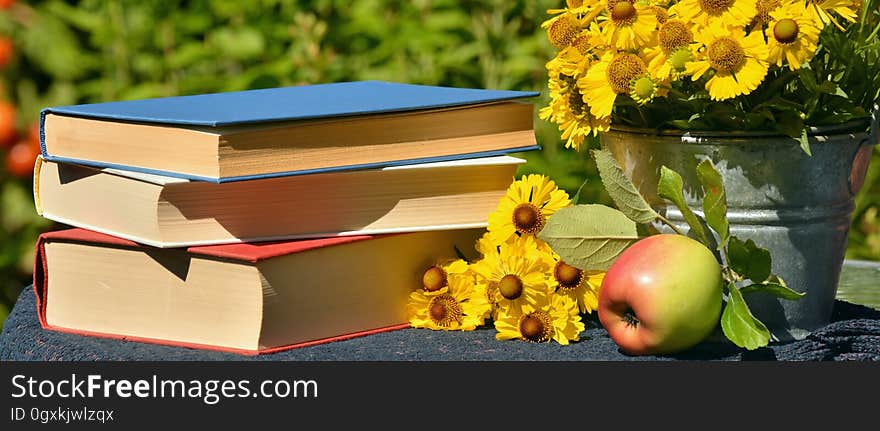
top-left (601, 111), bottom-right (879, 341)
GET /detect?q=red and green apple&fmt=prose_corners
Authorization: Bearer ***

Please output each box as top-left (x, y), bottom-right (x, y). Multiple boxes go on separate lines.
top-left (598, 234), bottom-right (723, 355)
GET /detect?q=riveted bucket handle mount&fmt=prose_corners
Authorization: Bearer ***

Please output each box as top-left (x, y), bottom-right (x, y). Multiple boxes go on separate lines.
top-left (848, 104), bottom-right (880, 195)
top-left (871, 104), bottom-right (879, 147)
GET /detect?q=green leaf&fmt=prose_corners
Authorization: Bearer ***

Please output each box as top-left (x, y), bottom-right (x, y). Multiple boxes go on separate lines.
top-left (727, 237), bottom-right (772, 283)
top-left (591, 149), bottom-right (659, 224)
top-left (657, 166), bottom-right (710, 245)
top-left (740, 281), bottom-right (806, 301)
top-left (20, 11), bottom-right (91, 79)
top-left (799, 68), bottom-right (818, 92)
top-left (798, 128), bottom-right (812, 157)
top-left (774, 109), bottom-right (806, 139)
top-left (721, 284), bottom-right (771, 350)
top-left (537, 204), bottom-right (640, 271)
top-left (695, 159), bottom-right (729, 249)
top-left (570, 177), bottom-right (590, 205)
top-left (666, 119), bottom-right (693, 129)
top-left (816, 80), bottom-right (838, 94)
top-left (209, 27), bottom-right (266, 61)
top-left (755, 96), bottom-right (803, 112)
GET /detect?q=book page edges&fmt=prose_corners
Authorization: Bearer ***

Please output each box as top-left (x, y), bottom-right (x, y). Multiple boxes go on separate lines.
top-left (35, 216), bottom-right (488, 250)
top-left (31, 233), bottom-right (410, 355)
top-left (42, 113), bottom-right (222, 179)
top-left (41, 104), bottom-right (535, 183)
top-left (33, 155), bottom-right (44, 216)
top-left (39, 148), bottom-right (536, 183)
top-left (48, 155), bottom-right (524, 185)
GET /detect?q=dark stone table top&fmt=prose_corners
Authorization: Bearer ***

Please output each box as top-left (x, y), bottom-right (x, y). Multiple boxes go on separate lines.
top-left (2, 258), bottom-right (878, 361)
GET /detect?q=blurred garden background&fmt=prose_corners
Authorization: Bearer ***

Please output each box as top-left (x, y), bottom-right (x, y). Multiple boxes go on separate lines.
top-left (0, 0), bottom-right (878, 329)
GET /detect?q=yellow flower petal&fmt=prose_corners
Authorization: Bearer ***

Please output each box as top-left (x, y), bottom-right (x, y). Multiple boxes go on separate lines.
top-left (486, 175), bottom-right (571, 245)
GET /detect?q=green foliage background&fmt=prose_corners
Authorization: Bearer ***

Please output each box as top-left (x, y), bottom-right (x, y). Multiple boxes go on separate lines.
top-left (0, 0), bottom-right (877, 330)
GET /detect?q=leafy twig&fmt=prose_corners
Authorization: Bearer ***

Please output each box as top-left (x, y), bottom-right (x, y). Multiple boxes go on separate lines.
top-left (590, 150), bottom-right (806, 350)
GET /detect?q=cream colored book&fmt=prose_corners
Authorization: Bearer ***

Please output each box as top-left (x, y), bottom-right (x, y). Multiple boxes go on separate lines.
top-left (34, 155), bottom-right (523, 248)
top-left (34, 227), bottom-right (483, 354)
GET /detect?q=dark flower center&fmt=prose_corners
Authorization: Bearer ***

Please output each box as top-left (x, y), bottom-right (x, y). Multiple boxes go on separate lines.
top-left (428, 294), bottom-right (463, 327)
top-left (607, 53), bottom-right (646, 94)
top-left (707, 37), bottom-right (745, 73)
top-left (568, 86), bottom-right (586, 116)
top-left (658, 20), bottom-right (693, 53)
top-left (548, 15), bottom-right (581, 50)
top-left (512, 203), bottom-right (545, 234)
top-left (519, 312), bottom-right (554, 342)
top-left (422, 266), bottom-right (448, 292)
top-left (610, 1), bottom-right (636, 25)
top-left (699, 0), bottom-right (734, 16)
top-left (773, 18), bottom-right (799, 44)
top-left (498, 274), bottom-right (524, 300)
top-left (754, 0), bottom-right (780, 24)
top-left (554, 261), bottom-right (584, 290)
top-left (571, 33), bottom-right (593, 55)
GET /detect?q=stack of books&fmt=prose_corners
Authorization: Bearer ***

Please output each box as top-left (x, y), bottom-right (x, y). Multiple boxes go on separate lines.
top-left (30, 80), bottom-right (539, 354)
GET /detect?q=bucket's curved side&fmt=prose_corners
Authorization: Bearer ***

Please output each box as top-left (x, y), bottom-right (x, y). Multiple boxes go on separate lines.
top-left (601, 129), bottom-right (871, 341)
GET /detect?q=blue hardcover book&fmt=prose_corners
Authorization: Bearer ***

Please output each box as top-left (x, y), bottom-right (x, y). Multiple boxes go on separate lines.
top-left (39, 81), bottom-right (540, 183)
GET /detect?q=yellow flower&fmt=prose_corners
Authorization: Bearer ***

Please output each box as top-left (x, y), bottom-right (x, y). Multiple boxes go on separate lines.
top-left (580, 51), bottom-right (648, 119)
top-left (599, 1), bottom-right (658, 50)
top-left (471, 234), bottom-right (554, 314)
top-left (540, 27), bottom-right (612, 150)
top-left (407, 267), bottom-right (488, 331)
top-left (538, 78), bottom-right (569, 127)
top-left (544, 12), bottom-right (584, 50)
top-left (628, 75), bottom-right (661, 105)
top-left (494, 294), bottom-right (585, 345)
top-left (545, 52), bottom-right (579, 83)
top-left (419, 259), bottom-right (471, 296)
top-left (646, 19), bottom-right (696, 81)
top-left (806, 0), bottom-right (859, 29)
top-left (547, 23), bottom-right (605, 79)
top-left (548, 0), bottom-right (592, 15)
top-left (470, 235), bottom-right (503, 319)
top-left (687, 23), bottom-right (769, 101)
top-left (539, 76), bottom-right (612, 150)
top-left (545, 0), bottom-right (606, 27)
top-left (671, 0), bottom-right (758, 29)
top-left (646, 3), bottom-right (670, 25)
top-left (753, 0), bottom-right (781, 26)
top-left (766, 1), bottom-right (821, 70)
top-left (470, 280), bottom-right (498, 322)
top-left (486, 175), bottom-right (571, 245)
top-left (549, 257), bottom-right (606, 314)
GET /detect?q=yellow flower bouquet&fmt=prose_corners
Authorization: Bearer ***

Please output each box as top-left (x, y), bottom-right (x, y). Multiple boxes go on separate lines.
top-left (406, 1), bottom-right (878, 353)
top-left (532, 0), bottom-right (879, 350)
top-left (407, 175), bottom-right (603, 345)
top-left (539, 0), bottom-right (878, 152)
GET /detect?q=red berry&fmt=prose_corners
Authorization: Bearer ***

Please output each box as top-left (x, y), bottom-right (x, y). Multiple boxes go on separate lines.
top-left (28, 122), bottom-right (40, 149)
top-left (0, 102), bottom-right (16, 147)
top-left (6, 141), bottom-right (40, 177)
top-left (0, 0), bottom-right (16, 10)
top-left (0, 38), bottom-right (13, 69)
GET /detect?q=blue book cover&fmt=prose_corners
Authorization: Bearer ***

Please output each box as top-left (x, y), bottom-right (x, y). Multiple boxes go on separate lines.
top-left (39, 81), bottom-right (540, 182)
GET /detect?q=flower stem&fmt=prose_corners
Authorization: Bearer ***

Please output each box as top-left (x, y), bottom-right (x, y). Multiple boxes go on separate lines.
top-left (656, 214), bottom-right (685, 236)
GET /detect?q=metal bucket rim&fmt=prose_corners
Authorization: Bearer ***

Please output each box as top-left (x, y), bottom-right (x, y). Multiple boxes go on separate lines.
top-left (607, 117), bottom-right (872, 139)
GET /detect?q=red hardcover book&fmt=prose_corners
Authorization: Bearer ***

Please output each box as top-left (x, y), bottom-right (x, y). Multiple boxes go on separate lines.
top-left (33, 228), bottom-right (482, 355)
